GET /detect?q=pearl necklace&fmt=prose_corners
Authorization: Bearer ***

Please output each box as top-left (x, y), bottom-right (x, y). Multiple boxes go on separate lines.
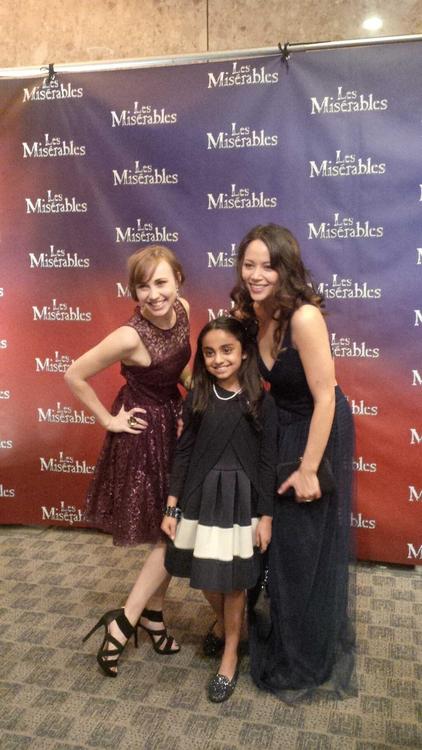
top-left (212, 383), bottom-right (242, 401)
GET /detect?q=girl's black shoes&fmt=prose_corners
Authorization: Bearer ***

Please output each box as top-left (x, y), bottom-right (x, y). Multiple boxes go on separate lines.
top-left (83, 608), bottom-right (137, 677)
top-left (138, 608), bottom-right (180, 655)
top-left (208, 666), bottom-right (239, 702)
top-left (203, 621), bottom-right (248, 658)
top-left (203, 620), bottom-right (225, 657)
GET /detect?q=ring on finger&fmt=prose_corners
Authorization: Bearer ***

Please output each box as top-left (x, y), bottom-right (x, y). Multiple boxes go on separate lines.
top-left (128, 416), bottom-right (137, 428)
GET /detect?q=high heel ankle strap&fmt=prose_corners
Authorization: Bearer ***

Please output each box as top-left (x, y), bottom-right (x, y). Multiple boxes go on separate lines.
top-left (115, 610), bottom-right (135, 639)
top-left (141, 608), bottom-right (163, 623)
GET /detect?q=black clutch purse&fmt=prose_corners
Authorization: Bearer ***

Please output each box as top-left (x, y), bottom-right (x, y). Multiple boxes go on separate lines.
top-left (276, 457), bottom-right (335, 496)
top-left (248, 554), bottom-right (272, 639)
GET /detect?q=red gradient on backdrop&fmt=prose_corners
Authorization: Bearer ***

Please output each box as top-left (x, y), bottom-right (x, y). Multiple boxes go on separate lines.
top-left (1, 52), bottom-right (421, 568)
top-left (337, 355), bottom-right (420, 564)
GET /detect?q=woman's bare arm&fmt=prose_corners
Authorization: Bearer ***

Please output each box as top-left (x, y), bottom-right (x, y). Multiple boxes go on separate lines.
top-left (64, 326), bottom-right (148, 432)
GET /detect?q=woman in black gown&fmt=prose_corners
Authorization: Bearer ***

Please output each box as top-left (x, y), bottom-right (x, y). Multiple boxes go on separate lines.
top-left (231, 224), bottom-right (356, 703)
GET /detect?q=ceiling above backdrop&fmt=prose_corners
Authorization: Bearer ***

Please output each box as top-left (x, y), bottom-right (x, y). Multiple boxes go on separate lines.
top-left (1, 0), bottom-right (421, 69)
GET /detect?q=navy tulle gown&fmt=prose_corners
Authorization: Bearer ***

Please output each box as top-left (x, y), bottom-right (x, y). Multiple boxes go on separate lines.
top-left (248, 320), bottom-right (356, 703)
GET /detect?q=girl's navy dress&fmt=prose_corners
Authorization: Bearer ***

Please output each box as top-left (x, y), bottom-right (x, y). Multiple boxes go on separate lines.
top-left (165, 387), bottom-right (277, 593)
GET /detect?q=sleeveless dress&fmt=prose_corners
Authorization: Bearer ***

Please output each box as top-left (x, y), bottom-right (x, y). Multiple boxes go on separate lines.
top-left (248, 320), bottom-right (357, 703)
top-left (83, 299), bottom-right (191, 546)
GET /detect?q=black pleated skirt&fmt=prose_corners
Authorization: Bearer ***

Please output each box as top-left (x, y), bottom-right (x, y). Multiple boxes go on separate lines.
top-left (165, 444), bottom-right (261, 592)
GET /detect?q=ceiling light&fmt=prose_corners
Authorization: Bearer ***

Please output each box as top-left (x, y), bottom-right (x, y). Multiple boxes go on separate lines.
top-left (362, 16), bottom-right (383, 32)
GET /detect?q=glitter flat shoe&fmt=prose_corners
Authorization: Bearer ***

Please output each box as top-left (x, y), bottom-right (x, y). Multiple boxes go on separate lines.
top-left (207, 666), bottom-right (239, 702)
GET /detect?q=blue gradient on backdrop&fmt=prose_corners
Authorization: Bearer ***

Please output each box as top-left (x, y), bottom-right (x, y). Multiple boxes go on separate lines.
top-left (1, 48), bottom-right (421, 562)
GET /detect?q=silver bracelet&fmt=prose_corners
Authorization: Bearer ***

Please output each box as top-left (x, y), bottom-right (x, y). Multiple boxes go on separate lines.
top-left (164, 506), bottom-right (182, 520)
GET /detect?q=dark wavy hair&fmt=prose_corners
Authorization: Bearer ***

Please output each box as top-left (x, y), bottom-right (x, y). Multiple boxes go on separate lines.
top-left (231, 224), bottom-right (324, 357)
top-left (191, 316), bottom-right (264, 428)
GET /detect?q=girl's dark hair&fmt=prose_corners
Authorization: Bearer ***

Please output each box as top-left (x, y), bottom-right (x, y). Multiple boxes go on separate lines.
top-left (231, 224), bottom-right (324, 357)
top-left (191, 316), bottom-right (263, 428)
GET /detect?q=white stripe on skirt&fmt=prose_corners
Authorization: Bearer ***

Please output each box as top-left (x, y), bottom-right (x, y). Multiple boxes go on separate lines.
top-left (174, 516), bottom-right (259, 561)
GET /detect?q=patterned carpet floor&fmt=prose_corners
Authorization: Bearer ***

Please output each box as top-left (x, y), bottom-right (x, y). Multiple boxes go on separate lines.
top-left (0, 525), bottom-right (421, 750)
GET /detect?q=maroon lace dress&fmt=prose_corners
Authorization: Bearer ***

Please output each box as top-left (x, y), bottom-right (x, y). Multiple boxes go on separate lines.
top-left (84, 299), bottom-right (191, 545)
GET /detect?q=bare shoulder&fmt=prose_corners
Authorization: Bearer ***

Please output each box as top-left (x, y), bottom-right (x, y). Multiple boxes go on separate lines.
top-left (67, 324), bottom-right (142, 377)
top-left (290, 305), bottom-right (329, 352)
top-left (103, 325), bottom-right (141, 355)
top-left (292, 303), bottom-right (323, 324)
top-left (179, 297), bottom-right (190, 317)
top-left (291, 304), bottom-right (325, 333)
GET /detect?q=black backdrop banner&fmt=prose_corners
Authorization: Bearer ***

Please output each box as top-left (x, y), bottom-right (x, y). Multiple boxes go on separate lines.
top-left (1, 42), bottom-right (421, 564)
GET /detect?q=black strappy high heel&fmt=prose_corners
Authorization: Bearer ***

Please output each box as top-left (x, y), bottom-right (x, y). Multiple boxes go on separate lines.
top-left (138, 608), bottom-right (180, 655)
top-left (83, 608), bottom-right (137, 677)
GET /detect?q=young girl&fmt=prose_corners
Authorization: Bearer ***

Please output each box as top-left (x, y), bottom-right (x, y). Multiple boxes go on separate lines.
top-left (161, 316), bottom-right (277, 702)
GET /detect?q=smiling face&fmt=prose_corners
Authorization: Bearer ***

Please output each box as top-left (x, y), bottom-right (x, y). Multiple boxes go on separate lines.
top-left (241, 239), bottom-right (279, 304)
top-left (201, 329), bottom-right (245, 391)
top-left (135, 259), bottom-right (179, 322)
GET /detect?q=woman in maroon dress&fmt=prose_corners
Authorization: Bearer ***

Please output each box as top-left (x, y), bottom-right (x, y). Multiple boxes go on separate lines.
top-left (65, 245), bottom-right (191, 675)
